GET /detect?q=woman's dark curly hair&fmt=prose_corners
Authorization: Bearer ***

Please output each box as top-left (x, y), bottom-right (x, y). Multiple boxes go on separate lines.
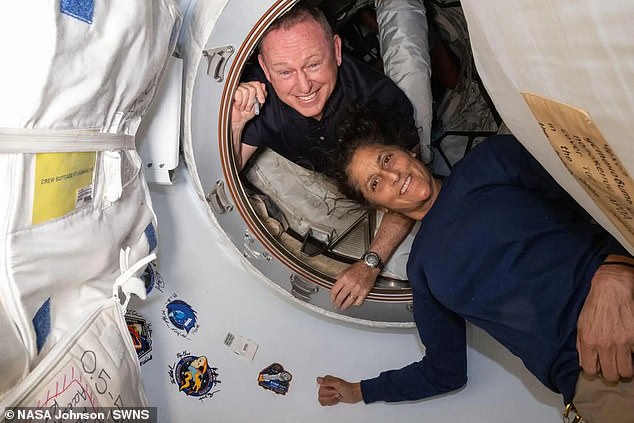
top-left (327, 101), bottom-right (419, 206)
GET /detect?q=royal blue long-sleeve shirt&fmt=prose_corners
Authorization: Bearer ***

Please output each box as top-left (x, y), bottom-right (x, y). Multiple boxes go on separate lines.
top-left (360, 135), bottom-right (628, 404)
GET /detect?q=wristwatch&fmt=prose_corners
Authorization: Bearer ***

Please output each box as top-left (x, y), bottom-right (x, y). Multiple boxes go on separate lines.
top-left (361, 251), bottom-right (385, 271)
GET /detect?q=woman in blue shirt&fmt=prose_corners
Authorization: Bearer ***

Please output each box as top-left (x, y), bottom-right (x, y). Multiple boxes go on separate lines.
top-left (316, 110), bottom-right (634, 422)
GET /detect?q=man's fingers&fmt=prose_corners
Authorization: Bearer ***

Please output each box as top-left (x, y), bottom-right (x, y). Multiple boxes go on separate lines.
top-left (332, 287), bottom-right (366, 310)
top-left (331, 279), bottom-right (357, 309)
top-left (334, 291), bottom-right (352, 310)
top-left (353, 294), bottom-right (366, 306)
top-left (232, 89), bottom-right (245, 110)
top-left (580, 356), bottom-right (600, 376)
top-left (246, 82), bottom-right (267, 110)
top-left (598, 351), bottom-right (619, 382)
top-left (584, 353), bottom-right (600, 375)
top-left (256, 82), bottom-right (267, 104)
top-left (339, 293), bottom-right (356, 310)
top-left (616, 349), bottom-right (634, 379)
top-left (244, 84), bottom-right (260, 111)
top-left (335, 290), bottom-right (359, 310)
top-left (330, 282), bottom-right (345, 304)
top-left (234, 82), bottom-right (265, 112)
top-left (577, 337), bottom-right (599, 375)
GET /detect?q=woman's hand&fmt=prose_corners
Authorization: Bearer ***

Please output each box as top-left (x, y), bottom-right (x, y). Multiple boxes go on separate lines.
top-left (317, 375), bottom-right (363, 406)
top-left (577, 255), bottom-right (634, 381)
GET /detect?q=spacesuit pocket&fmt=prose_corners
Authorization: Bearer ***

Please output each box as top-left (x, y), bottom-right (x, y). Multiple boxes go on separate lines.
top-left (0, 299), bottom-right (148, 412)
top-left (5, 150), bottom-right (156, 359)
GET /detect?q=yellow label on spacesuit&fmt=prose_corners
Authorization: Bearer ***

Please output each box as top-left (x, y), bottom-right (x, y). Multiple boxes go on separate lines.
top-left (522, 92), bottom-right (634, 249)
top-left (32, 152), bottom-right (96, 224)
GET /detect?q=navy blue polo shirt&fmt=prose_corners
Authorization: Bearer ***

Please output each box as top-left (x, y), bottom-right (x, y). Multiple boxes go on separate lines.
top-left (241, 54), bottom-right (417, 176)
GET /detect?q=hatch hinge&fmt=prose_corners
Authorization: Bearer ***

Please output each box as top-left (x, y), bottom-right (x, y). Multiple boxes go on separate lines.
top-left (202, 45), bottom-right (235, 82)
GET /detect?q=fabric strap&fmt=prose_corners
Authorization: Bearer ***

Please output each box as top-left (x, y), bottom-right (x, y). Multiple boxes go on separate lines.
top-left (0, 128), bottom-right (135, 153)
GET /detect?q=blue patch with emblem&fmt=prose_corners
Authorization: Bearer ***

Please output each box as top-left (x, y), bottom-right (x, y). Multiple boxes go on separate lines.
top-left (33, 298), bottom-right (51, 354)
top-left (167, 300), bottom-right (198, 333)
top-left (60, 0), bottom-right (94, 24)
top-left (144, 223), bottom-right (158, 252)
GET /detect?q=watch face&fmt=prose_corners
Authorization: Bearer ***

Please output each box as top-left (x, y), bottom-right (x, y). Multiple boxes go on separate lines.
top-left (364, 252), bottom-right (380, 267)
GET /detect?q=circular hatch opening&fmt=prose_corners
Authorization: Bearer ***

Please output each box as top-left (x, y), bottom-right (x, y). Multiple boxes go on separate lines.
top-left (216, 0), bottom-right (414, 305)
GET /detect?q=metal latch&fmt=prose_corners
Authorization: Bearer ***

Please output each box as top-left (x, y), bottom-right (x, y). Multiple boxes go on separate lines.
top-left (206, 180), bottom-right (233, 214)
top-left (290, 274), bottom-right (319, 302)
top-left (202, 46), bottom-right (235, 82)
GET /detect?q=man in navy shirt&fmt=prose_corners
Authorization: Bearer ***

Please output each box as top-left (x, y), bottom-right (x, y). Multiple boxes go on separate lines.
top-left (231, 4), bottom-right (421, 309)
top-left (318, 130), bottom-right (634, 422)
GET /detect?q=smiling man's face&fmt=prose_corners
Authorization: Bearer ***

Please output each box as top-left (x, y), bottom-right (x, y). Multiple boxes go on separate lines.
top-left (258, 18), bottom-right (342, 121)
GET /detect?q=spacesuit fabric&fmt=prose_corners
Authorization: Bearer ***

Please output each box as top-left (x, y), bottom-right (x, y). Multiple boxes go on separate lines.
top-left (0, 0), bottom-right (180, 408)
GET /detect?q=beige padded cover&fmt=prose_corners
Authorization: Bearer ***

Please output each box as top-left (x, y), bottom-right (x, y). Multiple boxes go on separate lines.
top-left (461, 0), bottom-right (634, 253)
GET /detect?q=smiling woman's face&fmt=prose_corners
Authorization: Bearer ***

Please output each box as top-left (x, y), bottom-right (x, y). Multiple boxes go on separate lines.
top-left (346, 145), bottom-right (441, 220)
